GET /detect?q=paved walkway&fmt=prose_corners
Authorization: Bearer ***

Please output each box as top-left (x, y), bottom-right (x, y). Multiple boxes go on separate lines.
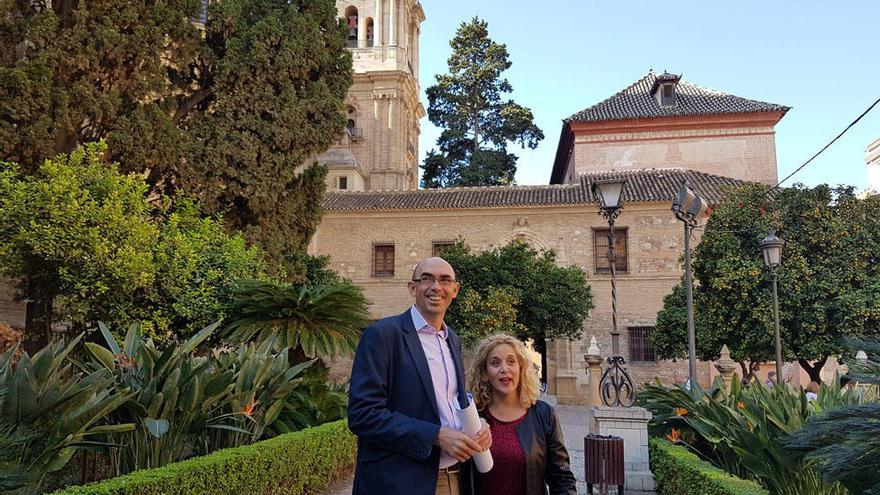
top-left (320, 402), bottom-right (649, 494)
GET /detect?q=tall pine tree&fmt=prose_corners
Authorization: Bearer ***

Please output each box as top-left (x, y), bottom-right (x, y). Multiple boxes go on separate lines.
top-left (0, 0), bottom-right (352, 259)
top-left (422, 17), bottom-right (543, 188)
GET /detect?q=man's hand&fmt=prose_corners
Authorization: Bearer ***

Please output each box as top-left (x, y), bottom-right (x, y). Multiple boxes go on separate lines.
top-left (435, 427), bottom-right (482, 463)
top-left (474, 418), bottom-right (492, 452)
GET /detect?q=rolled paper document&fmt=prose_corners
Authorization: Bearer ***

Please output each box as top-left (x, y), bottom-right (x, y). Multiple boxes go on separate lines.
top-left (457, 393), bottom-right (493, 473)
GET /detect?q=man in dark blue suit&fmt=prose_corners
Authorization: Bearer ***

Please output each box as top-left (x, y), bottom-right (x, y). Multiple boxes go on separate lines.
top-left (348, 257), bottom-right (491, 494)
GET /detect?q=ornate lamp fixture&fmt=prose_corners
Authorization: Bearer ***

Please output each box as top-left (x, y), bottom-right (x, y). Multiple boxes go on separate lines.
top-left (760, 230), bottom-right (785, 383)
top-left (671, 181), bottom-right (709, 387)
top-left (592, 178), bottom-right (635, 407)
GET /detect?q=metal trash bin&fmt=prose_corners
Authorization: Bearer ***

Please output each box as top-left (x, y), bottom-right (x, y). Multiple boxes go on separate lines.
top-left (584, 433), bottom-right (624, 495)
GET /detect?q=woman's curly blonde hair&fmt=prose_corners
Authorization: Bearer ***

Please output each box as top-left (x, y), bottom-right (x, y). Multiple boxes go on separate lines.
top-left (467, 334), bottom-right (541, 411)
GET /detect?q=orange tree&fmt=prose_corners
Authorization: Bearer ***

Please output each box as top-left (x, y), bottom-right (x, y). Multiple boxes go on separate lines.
top-left (441, 240), bottom-right (592, 379)
top-left (653, 184), bottom-right (880, 382)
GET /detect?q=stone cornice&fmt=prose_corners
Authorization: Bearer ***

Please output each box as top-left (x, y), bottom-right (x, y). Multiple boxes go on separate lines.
top-left (568, 111), bottom-right (786, 136)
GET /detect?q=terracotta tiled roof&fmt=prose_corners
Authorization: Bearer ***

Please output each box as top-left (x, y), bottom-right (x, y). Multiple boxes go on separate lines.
top-left (324, 169), bottom-right (749, 211)
top-left (568, 70), bottom-right (789, 123)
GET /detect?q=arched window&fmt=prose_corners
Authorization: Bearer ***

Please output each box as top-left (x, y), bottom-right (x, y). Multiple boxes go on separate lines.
top-left (366, 18), bottom-right (374, 47)
top-left (346, 106), bottom-right (362, 140)
top-left (344, 6), bottom-right (358, 47)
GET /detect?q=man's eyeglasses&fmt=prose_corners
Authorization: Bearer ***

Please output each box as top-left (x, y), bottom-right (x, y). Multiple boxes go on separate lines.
top-left (411, 275), bottom-right (457, 287)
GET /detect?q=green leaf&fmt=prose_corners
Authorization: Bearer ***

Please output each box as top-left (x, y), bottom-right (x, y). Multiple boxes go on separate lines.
top-left (85, 343), bottom-right (117, 371)
top-left (98, 322), bottom-right (121, 356)
top-left (144, 418), bottom-right (170, 438)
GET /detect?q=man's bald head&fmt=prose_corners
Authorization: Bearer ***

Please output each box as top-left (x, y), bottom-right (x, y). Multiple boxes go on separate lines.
top-left (411, 257), bottom-right (456, 281)
top-left (408, 257), bottom-right (460, 329)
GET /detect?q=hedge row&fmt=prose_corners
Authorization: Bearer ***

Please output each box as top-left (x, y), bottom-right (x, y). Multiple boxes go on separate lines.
top-left (649, 438), bottom-right (768, 495)
top-left (52, 420), bottom-right (357, 495)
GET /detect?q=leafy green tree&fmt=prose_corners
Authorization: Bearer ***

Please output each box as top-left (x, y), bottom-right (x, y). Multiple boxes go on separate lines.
top-left (0, 0), bottom-right (352, 262)
top-left (0, 143), bottom-right (274, 348)
top-left (147, 199), bottom-right (273, 342)
top-left (441, 240), bottom-right (592, 376)
top-left (422, 17), bottom-right (543, 188)
top-left (0, 143), bottom-right (157, 351)
top-left (653, 184), bottom-right (880, 382)
top-left (447, 286), bottom-right (526, 349)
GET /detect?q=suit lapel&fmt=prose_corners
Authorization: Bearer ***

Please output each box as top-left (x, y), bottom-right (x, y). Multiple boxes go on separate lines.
top-left (401, 311), bottom-right (440, 417)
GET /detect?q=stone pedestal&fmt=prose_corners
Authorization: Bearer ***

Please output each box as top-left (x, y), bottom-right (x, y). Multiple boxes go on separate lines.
top-left (584, 354), bottom-right (603, 407)
top-left (714, 344), bottom-right (738, 389)
top-left (555, 372), bottom-right (579, 404)
top-left (586, 406), bottom-right (656, 493)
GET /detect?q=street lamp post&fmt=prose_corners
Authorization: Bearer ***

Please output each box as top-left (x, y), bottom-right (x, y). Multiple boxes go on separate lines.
top-left (592, 178), bottom-right (635, 407)
top-left (760, 230), bottom-right (785, 384)
top-left (671, 181), bottom-right (709, 387)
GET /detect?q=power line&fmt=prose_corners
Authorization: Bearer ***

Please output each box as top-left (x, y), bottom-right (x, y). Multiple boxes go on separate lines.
top-left (767, 95), bottom-right (880, 195)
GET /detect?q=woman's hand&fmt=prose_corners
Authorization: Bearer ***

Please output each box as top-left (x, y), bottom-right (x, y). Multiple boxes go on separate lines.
top-left (474, 418), bottom-right (492, 452)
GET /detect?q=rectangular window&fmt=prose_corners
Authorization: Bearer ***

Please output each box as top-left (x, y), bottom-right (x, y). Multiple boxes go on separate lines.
top-left (372, 244), bottom-right (395, 277)
top-left (338, 176), bottom-right (348, 190)
top-left (628, 326), bottom-right (657, 363)
top-left (432, 240), bottom-right (455, 257)
top-left (661, 84), bottom-right (675, 106)
top-left (593, 228), bottom-right (628, 273)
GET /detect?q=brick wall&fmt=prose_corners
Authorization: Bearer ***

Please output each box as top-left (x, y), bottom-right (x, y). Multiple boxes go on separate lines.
top-left (572, 126), bottom-right (779, 185)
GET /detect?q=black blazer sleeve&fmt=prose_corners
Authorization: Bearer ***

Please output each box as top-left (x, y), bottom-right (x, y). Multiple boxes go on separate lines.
top-left (544, 405), bottom-right (577, 495)
top-left (347, 321), bottom-right (441, 461)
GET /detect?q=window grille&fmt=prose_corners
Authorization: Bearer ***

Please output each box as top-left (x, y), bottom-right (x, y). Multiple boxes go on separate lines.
top-left (593, 228), bottom-right (628, 273)
top-left (628, 326), bottom-right (657, 363)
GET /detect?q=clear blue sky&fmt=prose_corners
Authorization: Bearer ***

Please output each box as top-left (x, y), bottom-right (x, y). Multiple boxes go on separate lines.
top-left (415, 0), bottom-right (880, 189)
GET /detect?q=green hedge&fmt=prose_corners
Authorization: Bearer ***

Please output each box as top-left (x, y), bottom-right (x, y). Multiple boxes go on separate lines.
top-left (52, 420), bottom-right (356, 495)
top-left (650, 438), bottom-right (768, 495)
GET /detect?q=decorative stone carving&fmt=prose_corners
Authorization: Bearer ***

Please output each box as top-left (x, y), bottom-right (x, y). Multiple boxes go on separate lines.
top-left (714, 344), bottom-right (737, 388)
top-left (584, 336), bottom-right (603, 407)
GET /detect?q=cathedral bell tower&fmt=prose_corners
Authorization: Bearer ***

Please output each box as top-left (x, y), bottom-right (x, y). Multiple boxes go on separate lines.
top-left (320, 1), bottom-right (425, 191)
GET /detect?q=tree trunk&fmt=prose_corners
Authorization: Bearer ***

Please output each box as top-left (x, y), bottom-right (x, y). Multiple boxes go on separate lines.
top-left (288, 345), bottom-right (308, 365)
top-left (798, 357), bottom-right (827, 384)
top-left (24, 278), bottom-right (53, 354)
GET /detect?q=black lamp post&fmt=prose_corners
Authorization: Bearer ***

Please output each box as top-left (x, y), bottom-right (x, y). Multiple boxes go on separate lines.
top-left (671, 181), bottom-right (709, 387)
top-left (760, 230), bottom-right (785, 383)
top-left (592, 178), bottom-right (635, 407)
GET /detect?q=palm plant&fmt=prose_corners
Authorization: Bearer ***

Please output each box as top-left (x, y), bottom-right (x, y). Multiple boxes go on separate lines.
top-left (0, 337), bottom-right (134, 493)
top-left (639, 376), bottom-right (864, 495)
top-left (785, 340), bottom-right (880, 495)
top-left (223, 279), bottom-right (372, 359)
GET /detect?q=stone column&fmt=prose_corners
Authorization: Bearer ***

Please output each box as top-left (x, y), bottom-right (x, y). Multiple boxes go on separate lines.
top-left (587, 406), bottom-right (657, 494)
top-left (373, 0), bottom-right (383, 47)
top-left (357, 15), bottom-right (367, 49)
top-left (584, 336), bottom-right (603, 408)
top-left (714, 344), bottom-right (738, 389)
top-left (388, 0), bottom-right (396, 45)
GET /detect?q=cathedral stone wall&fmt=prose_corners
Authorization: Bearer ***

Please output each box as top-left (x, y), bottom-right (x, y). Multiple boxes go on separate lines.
top-left (312, 202), bottom-right (714, 404)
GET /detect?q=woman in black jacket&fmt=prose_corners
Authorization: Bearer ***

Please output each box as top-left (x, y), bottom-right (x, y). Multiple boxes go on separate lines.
top-left (466, 334), bottom-right (577, 495)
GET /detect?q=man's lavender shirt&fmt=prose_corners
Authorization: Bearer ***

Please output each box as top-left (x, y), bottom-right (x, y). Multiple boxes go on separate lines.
top-left (410, 305), bottom-right (463, 469)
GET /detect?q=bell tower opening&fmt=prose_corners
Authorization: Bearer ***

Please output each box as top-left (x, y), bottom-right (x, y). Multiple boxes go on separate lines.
top-left (345, 6), bottom-right (359, 48)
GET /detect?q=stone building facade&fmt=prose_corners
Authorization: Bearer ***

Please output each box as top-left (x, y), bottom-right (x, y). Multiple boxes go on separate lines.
top-left (314, 2), bottom-right (791, 405)
top-left (314, 170), bottom-right (755, 403)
